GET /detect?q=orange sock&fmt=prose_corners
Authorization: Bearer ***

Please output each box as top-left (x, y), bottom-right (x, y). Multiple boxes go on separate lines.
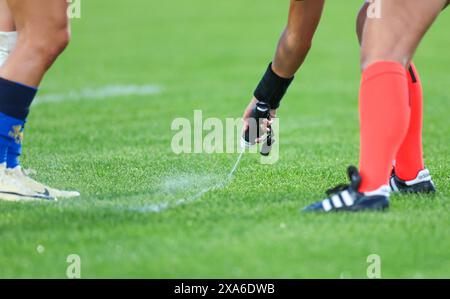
top-left (394, 63), bottom-right (425, 181)
top-left (358, 61), bottom-right (411, 193)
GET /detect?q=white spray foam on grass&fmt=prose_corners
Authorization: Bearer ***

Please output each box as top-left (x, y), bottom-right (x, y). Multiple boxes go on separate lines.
top-left (34, 84), bottom-right (162, 104)
top-left (161, 173), bottom-right (220, 195)
top-left (130, 152), bottom-right (244, 213)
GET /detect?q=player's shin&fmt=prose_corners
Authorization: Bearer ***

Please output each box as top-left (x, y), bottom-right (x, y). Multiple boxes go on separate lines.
top-left (0, 76), bottom-right (36, 170)
top-left (394, 63), bottom-right (425, 181)
top-left (358, 61), bottom-right (411, 193)
top-left (0, 77), bottom-right (54, 201)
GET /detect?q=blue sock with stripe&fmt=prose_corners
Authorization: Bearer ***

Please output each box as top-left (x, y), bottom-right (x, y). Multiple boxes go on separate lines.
top-left (0, 113), bottom-right (24, 166)
top-left (6, 123), bottom-right (24, 168)
top-left (0, 77), bottom-right (37, 168)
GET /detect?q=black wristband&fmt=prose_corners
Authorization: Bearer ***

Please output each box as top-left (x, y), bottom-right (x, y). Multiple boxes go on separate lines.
top-left (253, 63), bottom-right (294, 109)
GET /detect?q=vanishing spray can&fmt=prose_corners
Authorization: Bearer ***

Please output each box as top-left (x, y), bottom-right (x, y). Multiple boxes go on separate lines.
top-left (241, 102), bottom-right (274, 156)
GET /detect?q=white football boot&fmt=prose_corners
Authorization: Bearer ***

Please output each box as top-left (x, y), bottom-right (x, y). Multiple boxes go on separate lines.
top-left (0, 164), bottom-right (56, 202)
top-left (6, 166), bottom-right (80, 199)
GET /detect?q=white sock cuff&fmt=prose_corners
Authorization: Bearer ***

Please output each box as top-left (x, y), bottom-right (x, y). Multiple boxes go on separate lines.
top-left (364, 185), bottom-right (391, 197)
top-left (0, 31), bottom-right (18, 52)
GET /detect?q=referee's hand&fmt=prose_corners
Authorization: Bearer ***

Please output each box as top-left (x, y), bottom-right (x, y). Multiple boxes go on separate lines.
top-left (242, 98), bottom-right (276, 144)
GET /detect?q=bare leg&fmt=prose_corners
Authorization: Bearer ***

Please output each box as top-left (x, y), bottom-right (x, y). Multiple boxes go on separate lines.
top-left (0, 0), bottom-right (15, 31)
top-left (0, 0), bottom-right (70, 87)
top-left (361, 0), bottom-right (446, 69)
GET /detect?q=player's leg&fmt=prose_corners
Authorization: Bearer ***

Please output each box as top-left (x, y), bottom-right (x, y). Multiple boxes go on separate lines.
top-left (242, 0), bottom-right (324, 145)
top-left (0, 0), bottom-right (17, 67)
top-left (390, 63), bottom-right (436, 193)
top-left (303, 0), bottom-right (447, 212)
top-left (0, 0), bottom-right (20, 172)
top-left (0, 0), bottom-right (79, 201)
top-left (389, 1), bottom-right (450, 192)
top-left (0, 0), bottom-right (70, 86)
top-left (356, 2), bottom-right (435, 194)
top-left (357, 0), bottom-right (445, 194)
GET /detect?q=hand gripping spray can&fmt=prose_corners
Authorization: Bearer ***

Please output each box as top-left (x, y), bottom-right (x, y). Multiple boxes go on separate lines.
top-left (241, 102), bottom-right (274, 156)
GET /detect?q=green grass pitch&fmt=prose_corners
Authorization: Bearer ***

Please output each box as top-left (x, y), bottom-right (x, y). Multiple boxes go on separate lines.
top-left (0, 0), bottom-right (448, 278)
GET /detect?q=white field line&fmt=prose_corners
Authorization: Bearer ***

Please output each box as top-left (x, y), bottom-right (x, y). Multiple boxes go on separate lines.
top-left (34, 84), bottom-right (162, 104)
top-left (129, 151), bottom-right (245, 213)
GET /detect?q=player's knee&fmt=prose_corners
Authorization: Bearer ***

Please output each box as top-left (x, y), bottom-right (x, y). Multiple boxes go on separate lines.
top-left (47, 29), bottom-right (71, 58)
top-left (58, 29), bottom-right (71, 51)
top-left (27, 29), bottom-right (70, 65)
top-left (360, 49), bottom-right (410, 71)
